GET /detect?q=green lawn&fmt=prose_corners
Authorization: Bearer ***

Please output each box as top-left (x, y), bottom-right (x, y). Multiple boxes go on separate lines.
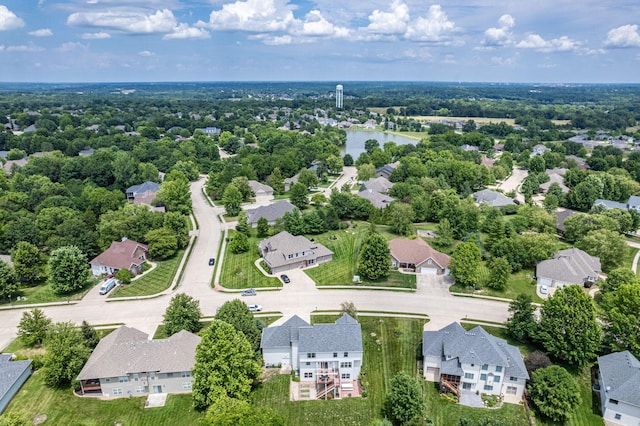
top-left (252, 315), bottom-right (426, 425)
top-left (0, 279), bottom-right (95, 307)
top-left (451, 269), bottom-right (542, 302)
top-left (108, 249), bottom-right (185, 298)
top-left (305, 227), bottom-right (417, 289)
top-left (152, 315), bottom-right (282, 339)
top-left (4, 372), bottom-right (203, 426)
top-left (219, 230), bottom-right (281, 289)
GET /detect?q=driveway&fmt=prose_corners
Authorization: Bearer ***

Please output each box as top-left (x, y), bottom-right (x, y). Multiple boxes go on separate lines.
top-left (492, 168), bottom-right (528, 203)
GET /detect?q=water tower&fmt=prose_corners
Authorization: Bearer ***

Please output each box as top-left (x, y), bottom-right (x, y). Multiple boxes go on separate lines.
top-left (336, 84), bottom-right (343, 109)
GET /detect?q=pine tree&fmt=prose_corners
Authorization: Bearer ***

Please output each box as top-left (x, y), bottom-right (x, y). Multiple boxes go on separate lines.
top-left (358, 230), bottom-right (390, 280)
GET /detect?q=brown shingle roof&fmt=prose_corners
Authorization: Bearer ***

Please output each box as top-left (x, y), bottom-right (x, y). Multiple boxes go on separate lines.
top-left (89, 239), bottom-right (149, 270)
top-left (389, 238), bottom-right (450, 269)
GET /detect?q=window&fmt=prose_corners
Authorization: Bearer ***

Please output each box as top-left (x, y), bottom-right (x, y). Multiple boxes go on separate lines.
top-left (304, 372), bottom-right (313, 378)
top-left (483, 385), bottom-right (493, 391)
top-left (340, 362), bottom-right (352, 368)
top-left (181, 372), bottom-right (191, 378)
top-left (167, 373), bottom-right (174, 378)
top-left (344, 352), bottom-right (349, 357)
top-left (306, 362), bottom-right (311, 366)
top-left (506, 386), bottom-right (517, 395)
top-left (464, 373), bottom-right (474, 380)
top-left (495, 366), bottom-right (502, 372)
top-left (341, 373), bottom-right (350, 379)
top-left (133, 374), bottom-right (139, 381)
top-left (481, 364), bottom-right (488, 371)
top-left (112, 388), bottom-right (123, 396)
top-left (462, 382), bottom-right (472, 390)
top-left (509, 376), bottom-right (518, 382)
top-left (494, 376), bottom-right (501, 383)
top-left (288, 254), bottom-right (293, 259)
top-left (333, 352), bottom-right (338, 358)
top-left (480, 374), bottom-right (487, 381)
top-left (614, 414), bottom-right (621, 420)
top-left (135, 386), bottom-right (145, 393)
top-left (119, 376), bottom-right (129, 383)
top-left (307, 353), bottom-right (316, 358)
top-left (182, 382), bottom-right (192, 390)
top-left (610, 399), bottom-right (618, 405)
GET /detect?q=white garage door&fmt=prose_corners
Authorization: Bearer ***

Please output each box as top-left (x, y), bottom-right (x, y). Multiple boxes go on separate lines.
top-left (420, 267), bottom-right (438, 275)
top-left (538, 277), bottom-right (552, 287)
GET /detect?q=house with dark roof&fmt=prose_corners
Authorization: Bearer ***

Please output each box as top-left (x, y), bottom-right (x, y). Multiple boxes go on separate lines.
top-left (423, 322), bottom-right (529, 404)
top-left (357, 189), bottom-right (393, 209)
top-left (597, 351), bottom-right (640, 425)
top-left (375, 161), bottom-right (400, 179)
top-left (89, 239), bottom-right (149, 277)
top-left (261, 314), bottom-right (363, 400)
top-left (536, 247), bottom-right (601, 289)
top-left (77, 326), bottom-right (200, 398)
top-left (246, 200), bottom-right (295, 227)
top-left (0, 354), bottom-right (32, 414)
top-left (283, 174), bottom-right (299, 192)
top-left (389, 238), bottom-right (450, 275)
top-left (555, 209), bottom-right (579, 233)
top-left (361, 176), bottom-right (393, 194)
top-left (472, 190), bottom-right (515, 208)
top-left (126, 181), bottom-right (161, 203)
top-left (258, 231), bottom-right (333, 274)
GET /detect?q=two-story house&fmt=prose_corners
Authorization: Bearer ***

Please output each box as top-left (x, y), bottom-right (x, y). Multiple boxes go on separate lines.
top-left (597, 351), bottom-right (640, 426)
top-left (77, 326), bottom-right (200, 398)
top-left (423, 322), bottom-right (529, 403)
top-left (258, 231), bottom-right (333, 274)
top-left (261, 314), bottom-right (363, 400)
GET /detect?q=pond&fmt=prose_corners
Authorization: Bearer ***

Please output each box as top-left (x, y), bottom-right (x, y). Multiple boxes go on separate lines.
top-left (343, 130), bottom-right (420, 158)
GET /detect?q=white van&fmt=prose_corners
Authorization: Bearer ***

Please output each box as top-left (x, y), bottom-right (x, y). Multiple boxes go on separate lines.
top-left (99, 278), bottom-right (117, 295)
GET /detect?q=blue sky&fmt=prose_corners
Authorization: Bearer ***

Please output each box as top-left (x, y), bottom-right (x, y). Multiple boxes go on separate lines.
top-left (0, 0), bottom-right (639, 83)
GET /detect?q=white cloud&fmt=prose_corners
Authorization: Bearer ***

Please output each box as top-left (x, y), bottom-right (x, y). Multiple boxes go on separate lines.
top-left (163, 23), bottom-right (210, 39)
top-left (491, 56), bottom-right (516, 66)
top-left (199, 0), bottom-right (296, 32)
top-left (403, 47), bottom-right (432, 60)
top-left (365, 0), bottom-right (410, 35)
top-left (82, 32), bottom-right (111, 39)
top-left (604, 24), bottom-right (640, 48)
top-left (290, 10), bottom-right (350, 38)
top-left (482, 14), bottom-right (514, 46)
top-left (139, 50), bottom-right (155, 56)
top-left (6, 43), bottom-right (44, 53)
top-left (404, 4), bottom-right (457, 43)
top-left (0, 45), bottom-right (4, 51)
top-left (67, 8), bottom-right (176, 34)
top-left (57, 42), bottom-right (88, 52)
top-left (28, 28), bottom-right (53, 37)
top-left (516, 34), bottom-right (581, 52)
top-left (249, 34), bottom-right (293, 45)
top-left (0, 5), bottom-right (25, 31)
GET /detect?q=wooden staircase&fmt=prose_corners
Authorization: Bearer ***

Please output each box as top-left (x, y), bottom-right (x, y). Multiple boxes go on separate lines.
top-left (440, 376), bottom-right (460, 397)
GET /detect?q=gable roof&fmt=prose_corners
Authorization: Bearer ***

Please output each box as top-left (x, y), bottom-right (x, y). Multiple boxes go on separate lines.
top-left (77, 326), bottom-right (200, 380)
top-left (260, 315), bottom-right (311, 348)
top-left (126, 181), bottom-right (160, 195)
top-left (362, 176), bottom-right (393, 194)
top-left (357, 189), bottom-right (393, 209)
top-left (536, 247), bottom-right (601, 284)
top-left (389, 238), bottom-right (450, 269)
top-left (248, 180), bottom-right (274, 195)
top-left (0, 354), bottom-right (31, 404)
top-left (89, 239), bottom-right (149, 270)
top-left (259, 231), bottom-right (333, 269)
top-left (423, 322), bottom-right (528, 380)
top-left (594, 199), bottom-right (628, 210)
top-left (628, 195), bottom-right (640, 208)
top-left (246, 200), bottom-right (295, 224)
top-left (555, 209), bottom-right (579, 232)
top-left (472, 190), bottom-right (515, 207)
top-left (598, 351), bottom-right (640, 408)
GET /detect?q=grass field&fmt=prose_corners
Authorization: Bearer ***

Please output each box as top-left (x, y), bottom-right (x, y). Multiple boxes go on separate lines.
top-left (219, 230), bottom-right (281, 289)
top-left (305, 227), bottom-right (417, 289)
top-left (0, 279), bottom-right (95, 307)
top-left (252, 315), bottom-right (426, 425)
top-left (4, 372), bottom-right (203, 426)
top-left (450, 268), bottom-right (542, 302)
top-left (108, 249), bottom-right (185, 298)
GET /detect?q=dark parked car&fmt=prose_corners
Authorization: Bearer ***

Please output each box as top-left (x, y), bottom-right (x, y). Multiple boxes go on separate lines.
top-left (209, 258), bottom-right (215, 266)
top-left (280, 274), bottom-right (290, 283)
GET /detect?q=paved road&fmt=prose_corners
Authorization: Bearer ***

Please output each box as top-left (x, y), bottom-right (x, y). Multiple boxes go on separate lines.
top-left (493, 167), bottom-right (528, 203)
top-left (0, 174), bottom-right (511, 350)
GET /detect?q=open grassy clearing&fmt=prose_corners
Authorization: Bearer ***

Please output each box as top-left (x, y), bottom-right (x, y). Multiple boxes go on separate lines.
top-left (305, 226), bottom-right (416, 288)
top-left (108, 249), bottom-right (185, 298)
top-left (5, 372), bottom-right (203, 426)
top-left (219, 230), bottom-right (281, 289)
top-left (450, 268), bottom-right (542, 302)
top-left (252, 315), bottom-right (426, 425)
top-left (0, 279), bottom-right (95, 307)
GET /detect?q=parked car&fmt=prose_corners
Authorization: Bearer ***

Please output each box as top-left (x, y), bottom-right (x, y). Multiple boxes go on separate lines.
top-left (99, 278), bottom-right (117, 295)
top-left (247, 304), bottom-right (262, 312)
top-left (209, 258), bottom-right (215, 266)
top-left (241, 288), bottom-right (257, 296)
top-left (540, 285), bottom-right (548, 294)
top-left (280, 274), bottom-right (290, 283)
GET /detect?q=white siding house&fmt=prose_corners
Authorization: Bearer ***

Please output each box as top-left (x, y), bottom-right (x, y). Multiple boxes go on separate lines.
top-left (598, 351), bottom-right (640, 426)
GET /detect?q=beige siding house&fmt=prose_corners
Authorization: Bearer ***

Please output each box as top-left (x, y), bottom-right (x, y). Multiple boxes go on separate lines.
top-left (89, 239), bottom-right (149, 277)
top-left (258, 231), bottom-right (333, 274)
top-left (389, 238), bottom-right (450, 275)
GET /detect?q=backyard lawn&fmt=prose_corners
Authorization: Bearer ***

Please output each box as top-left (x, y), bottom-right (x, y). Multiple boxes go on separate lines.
top-left (450, 268), bottom-right (542, 302)
top-left (305, 226), bottom-right (417, 289)
top-left (108, 249), bottom-right (185, 298)
top-left (4, 372), bottom-right (203, 426)
top-left (0, 279), bottom-right (95, 307)
top-left (218, 230), bottom-right (281, 289)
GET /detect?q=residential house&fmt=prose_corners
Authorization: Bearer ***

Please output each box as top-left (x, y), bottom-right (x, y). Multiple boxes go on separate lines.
top-left (283, 174), bottom-right (299, 192)
top-left (423, 322), bottom-right (529, 403)
top-left (261, 314), bottom-right (363, 400)
top-left (89, 239), bottom-right (149, 277)
top-left (555, 209), bottom-right (579, 233)
top-left (472, 190), bottom-right (516, 208)
top-left (78, 148), bottom-right (95, 156)
top-left (389, 238), bottom-right (450, 275)
top-left (361, 176), bottom-right (393, 194)
top-left (77, 326), bottom-right (200, 398)
top-left (375, 161), bottom-right (400, 179)
top-left (258, 231), bottom-right (333, 274)
top-left (530, 144), bottom-right (549, 157)
top-left (597, 351), bottom-right (640, 426)
top-left (196, 127), bottom-right (221, 136)
top-left (248, 180), bottom-right (274, 201)
top-left (594, 199), bottom-right (629, 210)
top-left (126, 181), bottom-right (161, 202)
top-left (565, 155), bottom-right (589, 170)
top-left (628, 196), bottom-right (640, 213)
top-left (246, 200), bottom-right (295, 227)
top-left (492, 144), bottom-right (505, 153)
top-left (461, 144), bottom-right (479, 152)
top-left (480, 157), bottom-right (495, 168)
top-left (357, 189), bottom-right (393, 209)
top-left (540, 169), bottom-right (569, 194)
top-left (536, 248), bottom-right (601, 289)
top-left (0, 354), bottom-right (31, 414)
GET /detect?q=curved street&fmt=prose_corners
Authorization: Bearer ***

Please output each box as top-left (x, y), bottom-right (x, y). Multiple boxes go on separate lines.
top-left (0, 176), bottom-right (511, 349)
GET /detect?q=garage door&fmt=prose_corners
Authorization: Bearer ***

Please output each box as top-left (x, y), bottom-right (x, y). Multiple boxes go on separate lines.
top-left (420, 267), bottom-right (438, 275)
top-left (538, 277), bottom-right (552, 287)
top-left (425, 367), bottom-right (439, 381)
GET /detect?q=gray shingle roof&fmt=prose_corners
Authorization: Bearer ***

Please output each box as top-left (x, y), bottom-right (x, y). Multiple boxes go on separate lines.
top-left (598, 351), bottom-right (640, 408)
top-left (472, 190), bottom-right (515, 207)
top-left (594, 199), bottom-right (628, 210)
top-left (126, 181), bottom-right (160, 195)
top-left (246, 200), bottom-right (295, 224)
top-left (0, 354), bottom-right (31, 403)
top-left (536, 247), bottom-right (601, 285)
top-left (77, 326), bottom-right (200, 380)
top-left (260, 315), bottom-right (310, 348)
top-left (357, 189), bottom-right (393, 209)
top-left (362, 177), bottom-right (393, 194)
top-left (248, 180), bottom-right (273, 195)
top-left (259, 231), bottom-right (333, 269)
top-left (423, 322), bottom-right (528, 380)
top-left (628, 196), bottom-right (640, 208)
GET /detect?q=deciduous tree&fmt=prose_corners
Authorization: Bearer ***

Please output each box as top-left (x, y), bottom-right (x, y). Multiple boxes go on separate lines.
top-left (17, 308), bottom-right (51, 347)
top-left (601, 268), bottom-right (639, 294)
top-left (11, 241), bottom-right (44, 286)
top-left (163, 293), bottom-right (202, 336)
top-left (229, 231), bottom-right (250, 254)
top-left (289, 182), bottom-right (309, 210)
top-left (449, 241), bottom-right (482, 288)
top-left (529, 366), bottom-right (581, 422)
top-left (47, 246), bottom-right (89, 294)
top-left (200, 395), bottom-right (284, 426)
top-left (256, 217), bottom-right (270, 238)
top-left (576, 228), bottom-right (627, 271)
top-left (222, 184), bottom-right (243, 217)
top-left (506, 294), bottom-right (536, 343)
top-left (384, 373), bottom-right (423, 426)
top-left (215, 299), bottom-right (262, 353)
top-left (145, 228), bottom-right (178, 259)
top-left (601, 284), bottom-right (640, 357)
top-left (0, 261), bottom-right (17, 300)
top-left (358, 230), bottom-right (390, 280)
top-left (486, 256), bottom-right (511, 291)
top-left (42, 322), bottom-right (91, 388)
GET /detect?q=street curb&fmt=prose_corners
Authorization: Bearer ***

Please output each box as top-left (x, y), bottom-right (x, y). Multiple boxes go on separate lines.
top-left (0, 300), bottom-right (80, 311)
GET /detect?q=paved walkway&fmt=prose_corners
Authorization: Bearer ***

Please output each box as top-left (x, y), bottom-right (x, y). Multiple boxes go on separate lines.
top-left (459, 390), bottom-right (484, 408)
